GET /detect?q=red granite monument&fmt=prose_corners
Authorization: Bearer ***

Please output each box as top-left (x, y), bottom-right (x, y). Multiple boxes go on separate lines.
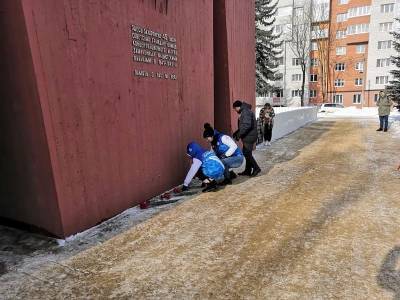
top-left (0, 0), bottom-right (255, 237)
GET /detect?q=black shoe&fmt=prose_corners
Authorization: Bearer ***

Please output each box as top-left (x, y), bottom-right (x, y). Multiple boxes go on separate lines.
top-left (238, 170), bottom-right (252, 176)
top-left (229, 171), bottom-right (237, 179)
top-left (377, 128), bottom-right (383, 131)
top-left (219, 178), bottom-right (232, 186)
top-left (251, 168), bottom-right (261, 177)
top-left (384, 128), bottom-right (388, 132)
top-left (202, 181), bottom-right (218, 193)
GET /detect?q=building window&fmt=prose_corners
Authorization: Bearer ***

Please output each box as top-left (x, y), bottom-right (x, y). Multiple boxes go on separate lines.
top-left (355, 61), bottom-right (364, 71)
top-left (276, 89), bottom-right (283, 97)
top-left (348, 6), bottom-right (371, 18)
top-left (337, 13), bottom-right (347, 23)
top-left (338, 0), bottom-right (348, 4)
top-left (356, 44), bottom-right (366, 54)
top-left (274, 24), bottom-right (284, 35)
top-left (379, 22), bottom-right (393, 32)
top-left (347, 24), bottom-right (369, 35)
top-left (311, 42), bottom-right (318, 51)
top-left (333, 94), bottom-right (343, 103)
top-left (381, 3), bottom-right (394, 13)
top-left (335, 63), bottom-right (345, 71)
top-left (355, 78), bottom-right (363, 86)
top-left (292, 74), bottom-right (302, 81)
top-left (311, 58), bottom-right (319, 67)
top-left (310, 74), bottom-right (318, 82)
top-left (277, 57), bottom-right (284, 65)
top-left (312, 27), bottom-right (329, 39)
top-left (377, 58), bottom-right (391, 67)
top-left (334, 79), bottom-right (345, 87)
top-left (292, 89), bottom-right (302, 97)
top-left (378, 40), bottom-right (392, 49)
top-left (336, 30), bottom-right (346, 39)
top-left (336, 47), bottom-right (346, 55)
top-left (292, 58), bottom-right (301, 66)
top-left (374, 94), bottom-right (379, 102)
top-left (294, 7), bottom-right (304, 18)
top-left (353, 94), bottom-right (362, 104)
top-left (376, 76), bottom-right (389, 84)
top-left (310, 90), bottom-right (317, 98)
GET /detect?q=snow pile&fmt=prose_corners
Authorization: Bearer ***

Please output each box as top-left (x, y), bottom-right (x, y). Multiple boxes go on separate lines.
top-left (390, 112), bottom-right (400, 138)
top-left (319, 107), bottom-right (378, 118)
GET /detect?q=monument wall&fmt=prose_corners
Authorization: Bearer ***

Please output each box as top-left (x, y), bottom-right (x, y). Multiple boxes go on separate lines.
top-left (214, 0), bottom-right (256, 134)
top-left (0, 0), bottom-right (254, 237)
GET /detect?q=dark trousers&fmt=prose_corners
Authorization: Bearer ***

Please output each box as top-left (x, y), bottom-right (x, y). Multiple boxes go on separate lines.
top-left (243, 142), bottom-right (260, 173)
top-left (379, 115), bottom-right (389, 130)
top-left (264, 123), bottom-right (273, 142)
top-left (196, 169), bottom-right (208, 181)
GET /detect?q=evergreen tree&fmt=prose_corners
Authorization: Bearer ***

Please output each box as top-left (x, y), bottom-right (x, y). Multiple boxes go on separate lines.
top-left (387, 18), bottom-right (400, 110)
top-left (255, 0), bottom-right (282, 96)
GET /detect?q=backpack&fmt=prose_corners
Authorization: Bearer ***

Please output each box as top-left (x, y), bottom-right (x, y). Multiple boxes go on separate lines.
top-left (201, 151), bottom-right (225, 180)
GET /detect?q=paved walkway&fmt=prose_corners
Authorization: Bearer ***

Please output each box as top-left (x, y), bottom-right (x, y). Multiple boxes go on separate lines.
top-left (3, 119), bottom-right (400, 299)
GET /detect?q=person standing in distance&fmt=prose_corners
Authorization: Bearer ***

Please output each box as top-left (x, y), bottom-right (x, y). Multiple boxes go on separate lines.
top-left (376, 91), bottom-right (393, 132)
top-left (232, 100), bottom-right (261, 177)
top-left (263, 103), bottom-right (275, 147)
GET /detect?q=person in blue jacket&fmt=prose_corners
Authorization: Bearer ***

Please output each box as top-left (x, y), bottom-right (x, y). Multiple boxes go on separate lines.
top-left (203, 123), bottom-right (244, 185)
top-left (182, 142), bottom-right (225, 193)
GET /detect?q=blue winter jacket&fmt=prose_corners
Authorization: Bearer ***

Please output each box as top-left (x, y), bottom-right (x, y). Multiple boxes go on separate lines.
top-left (187, 142), bottom-right (225, 179)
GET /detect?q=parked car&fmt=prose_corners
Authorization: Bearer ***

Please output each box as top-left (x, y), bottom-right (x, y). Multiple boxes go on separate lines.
top-left (319, 103), bottom-right (344, 113)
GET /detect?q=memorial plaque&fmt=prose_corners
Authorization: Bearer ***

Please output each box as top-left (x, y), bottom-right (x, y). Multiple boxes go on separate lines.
top-left (131, 25), bottom-right (178, 80)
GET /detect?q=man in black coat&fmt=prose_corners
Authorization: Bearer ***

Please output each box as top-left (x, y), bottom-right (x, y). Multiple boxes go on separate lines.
top-left (232, 100), bottom-right (261, 177)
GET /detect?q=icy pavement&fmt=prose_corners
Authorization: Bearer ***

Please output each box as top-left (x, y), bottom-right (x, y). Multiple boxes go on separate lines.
top-left (1, 118), bottom-right (400, 299)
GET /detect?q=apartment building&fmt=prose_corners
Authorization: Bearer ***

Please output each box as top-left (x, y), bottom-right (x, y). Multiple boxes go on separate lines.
top-left (366, 0), bottom-right (399, 105)
top-left (268, 0), bottom-right (331, 106)
top-left (270, 0), bottom-right (311, 106)
top-left (269, 0), bottom-right (399, 107)
top-left (316, 0), bottom-right (399, 107)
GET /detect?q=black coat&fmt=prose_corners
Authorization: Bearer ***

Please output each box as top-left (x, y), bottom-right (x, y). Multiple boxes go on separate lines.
top-left (236, 102), bottom-right (258, 144)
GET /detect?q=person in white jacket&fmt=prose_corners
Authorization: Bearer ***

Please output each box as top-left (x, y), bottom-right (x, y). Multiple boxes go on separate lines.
top-left (203, 123), bottom-right (244, 185)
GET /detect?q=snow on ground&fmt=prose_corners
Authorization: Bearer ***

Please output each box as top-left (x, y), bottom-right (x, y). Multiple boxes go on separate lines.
top-left (318, 107), bottom-right (379, 118)
top-left (318, 106), bottom-right (400, 120)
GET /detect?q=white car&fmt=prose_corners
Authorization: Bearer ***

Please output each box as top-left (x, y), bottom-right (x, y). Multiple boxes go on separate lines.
top-left (319, 103), bottom-right (344, 113)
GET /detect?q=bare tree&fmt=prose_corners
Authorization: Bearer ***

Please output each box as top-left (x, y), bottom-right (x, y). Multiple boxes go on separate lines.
top-left (288, 3), bottom-right (312, 106)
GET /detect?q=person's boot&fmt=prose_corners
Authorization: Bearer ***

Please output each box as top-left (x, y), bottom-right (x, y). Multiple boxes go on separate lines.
top-left (238, 170), bottom-right (252, 176)
top-left (384, 128), bottom-right (388, 132)
top-left (202, 180), bottom-right (218, 192)
top-left (219, 178), bottom-right (232, 186)
top-left (377, 128), bottom-right (383, 131)
top-left (251, 168), bottom-right (261, 177)
top-left (239, 163), bottom-right (252, 176)
top-left (229, 171), bottom-right (237, 179)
